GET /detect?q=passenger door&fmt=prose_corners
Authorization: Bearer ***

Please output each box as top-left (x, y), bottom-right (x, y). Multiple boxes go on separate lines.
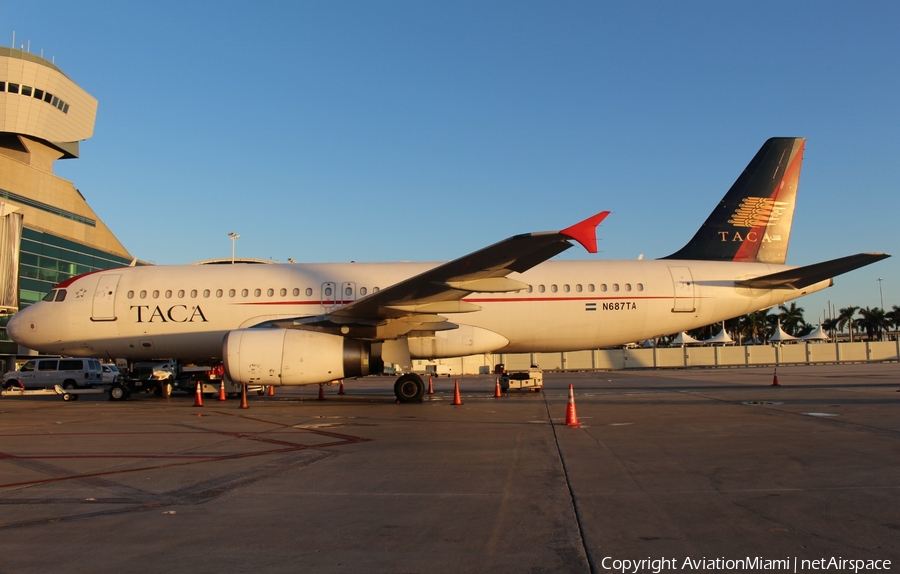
top-left (36, 359), bottom-right (59, 388)
top-left (668, 267), bottom-right (695, 313)
top-left (92, 274), bottom-right (121, 321)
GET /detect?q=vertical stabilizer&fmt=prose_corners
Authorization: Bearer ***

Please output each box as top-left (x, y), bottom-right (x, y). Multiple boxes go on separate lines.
top-left (663, 137), bottom-right (805, 264)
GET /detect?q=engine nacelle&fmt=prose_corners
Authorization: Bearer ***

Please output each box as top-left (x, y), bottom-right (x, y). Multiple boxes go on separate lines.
top-left (407, 325), bottom-right (509, 359)
top-left (223, 329), bottom-right (370, 386)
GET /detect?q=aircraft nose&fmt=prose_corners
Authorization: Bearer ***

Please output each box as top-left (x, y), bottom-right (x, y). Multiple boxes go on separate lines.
top-left (6, 308), bottom-right (34, 346)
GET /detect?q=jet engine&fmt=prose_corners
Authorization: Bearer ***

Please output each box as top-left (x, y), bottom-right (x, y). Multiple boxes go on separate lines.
top-left (223, 329), bottom-right (370, 386)
top-left (407, 325), bottom-right (509, 359)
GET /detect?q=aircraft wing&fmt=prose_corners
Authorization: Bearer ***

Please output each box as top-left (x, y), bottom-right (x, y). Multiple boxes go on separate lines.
top-left (735, 253), bottom-right (890, 290)
top-left (328, 211), bottom-right (610, 321)
top-left (258, 211), bottom-right (609, 336)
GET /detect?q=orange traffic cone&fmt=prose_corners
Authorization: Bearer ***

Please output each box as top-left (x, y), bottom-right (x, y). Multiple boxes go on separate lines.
top-left (565, 384), bottom-right (581, 427)
top-left (338, 381), bottom-right (345, 395)
top-left (318, 384), bottom-right (326, 401)
top-left (452, 379), bottom-right (463, 405)
top-left (771, 367), bottom-right (780, 387)
top-left (267, 385), bottom-right (275, 396)
top-left (427, 376), bottom-right (434, 395)
top-left (193, 380), bottom-right (203, 407)
top-left (494, 377), bottom-right (502, 398)
top-left (239, 383), bottom-right (249, 409)
top-left (217, 380), bottom-right (226, 401)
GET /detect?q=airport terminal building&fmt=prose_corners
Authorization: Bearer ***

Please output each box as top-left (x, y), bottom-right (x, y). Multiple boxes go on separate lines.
top-left (0, 46), bottom-right (136, 355)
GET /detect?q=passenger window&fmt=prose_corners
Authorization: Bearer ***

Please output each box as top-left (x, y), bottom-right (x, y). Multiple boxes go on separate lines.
top-left (242, 289), bottom-right (249, 297)
top-left (59, 359), bottom-right (82, 370)
top-left (625, 284), bottom-right (632, 292)
top-left (280, 288), bottom-right (287, 297)
top-left (165, 290), bottom-right (172, 298)
top-left (325, 287), bottom-right (333, 297)
top-left (216, 289), bottom-right (223, 298)
top-left (178, 290), bottom-right (185, 298)
top-left (293, 288), bottom-right (300, 296)
top-left (526, 286), bottom-right (533, 293)
top-left (345, 287), bottom-right (352, 297)
top-left (575, 284), bottom-right (583, 292)
top-left (538, 285), bottom-right (546, 293)
top-left (551, 285), bottom-right (558, 293)
top-left (373, 287), bottom-right (380, 292)
top-left (203, 289), bottom-right (210, 298)
top-left (254, 289), bottom-right (261, 297)
top-left (360, 287), bottom-right (367, 296)
top-left (38, 360), bottom-right (58, 371)
top-left (56, 290), bottom-right (67, 302)
top-left (267, 288), bottom-right (274, 297)
top-left (191, 290), bottom-right (198, 298)
top-left (140, 290), bottom-right (147, 299)
top-left (563, 285), bottom-right (570, 292)
top-left (637, 283), bottom-right (644, 291)
top-left (305, 288), bottom-right (312, 296)
top-left (613, 284), bottom-right (620, 292)
top-left (126, 290), bottom-right (134, 299)
top-left (588, 284), bottom-right (595, 292)
top-left (600, 284), bottom-right (607, 292)
top-left (43, 290), bottom-right (57, 302)
top-left (152, 290), bottom-right (160, 298)
top-left (229, 289), bottom-right (236, 297)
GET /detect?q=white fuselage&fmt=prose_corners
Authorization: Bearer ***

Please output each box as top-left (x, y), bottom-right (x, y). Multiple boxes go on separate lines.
top-left (7, 259), bottom-right (829, 362)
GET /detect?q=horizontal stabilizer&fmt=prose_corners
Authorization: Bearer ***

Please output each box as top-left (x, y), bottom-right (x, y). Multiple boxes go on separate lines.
top-left (736, 253), bottom-right (890, 290)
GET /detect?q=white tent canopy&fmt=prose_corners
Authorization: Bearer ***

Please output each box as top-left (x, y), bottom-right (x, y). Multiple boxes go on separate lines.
top-left (800, 324), bottom-right (829, 341)
top-left (769, 320), bottom-right (798, 343)
top-left (702, 324), bottom-right (734, 345)
top-left (670, 332), bottom-right (702, 346)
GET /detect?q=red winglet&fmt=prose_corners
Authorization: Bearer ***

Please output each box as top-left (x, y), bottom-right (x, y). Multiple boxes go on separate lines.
top-left (560, 211), bottom-right (610, 253)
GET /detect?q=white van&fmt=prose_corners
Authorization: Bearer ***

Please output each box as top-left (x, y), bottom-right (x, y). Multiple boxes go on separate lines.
top-left (3, 358), bottom-right (103, 390)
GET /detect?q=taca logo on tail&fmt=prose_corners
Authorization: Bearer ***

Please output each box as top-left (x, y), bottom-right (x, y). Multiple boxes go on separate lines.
top-left (664, 137), bottom-right (804, 264)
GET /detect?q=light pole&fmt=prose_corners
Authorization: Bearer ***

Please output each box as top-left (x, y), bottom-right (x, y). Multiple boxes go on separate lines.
top-left (228, 232), bottom-right (240, 264)
top-left (877, 278), bottom-right (884, 310)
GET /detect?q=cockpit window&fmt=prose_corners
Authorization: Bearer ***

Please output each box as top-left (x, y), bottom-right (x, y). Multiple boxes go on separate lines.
top-left (55, 289), bottom-right (67, 302)
top-left (43, 290), bottom-right (56, 302)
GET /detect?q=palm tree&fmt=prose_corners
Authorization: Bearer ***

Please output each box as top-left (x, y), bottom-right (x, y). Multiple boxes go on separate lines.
top-left (838, 306), bottom-right (859, 342)
top-left (857, 307), bottom-right (889, 341)
top-left (885, 305), bottom-right (900, 338)
top-left (777, 302), bottom-right (806, 336)
top-left (740, 309), bottom-right (771, 344)
top-left (822, 317), bottom-right (840, 339)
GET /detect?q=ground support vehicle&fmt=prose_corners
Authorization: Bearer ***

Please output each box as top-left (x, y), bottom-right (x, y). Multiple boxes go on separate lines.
top-left (1, 383), bottom-right (106, 402)
top-left (497, 367), bottom-right (543, 392)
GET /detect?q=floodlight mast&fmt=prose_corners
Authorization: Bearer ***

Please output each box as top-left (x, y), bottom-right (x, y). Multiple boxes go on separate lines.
top-left (228, 232), bottom-right (240, 264)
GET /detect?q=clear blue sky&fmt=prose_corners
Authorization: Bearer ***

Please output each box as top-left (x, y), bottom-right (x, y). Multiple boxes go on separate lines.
top-left (3, 1), bottom-right (898, 322)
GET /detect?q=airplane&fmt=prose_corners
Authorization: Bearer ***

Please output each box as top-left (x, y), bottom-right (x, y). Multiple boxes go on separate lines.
top-left (6, 138), bottom-right (889, 403)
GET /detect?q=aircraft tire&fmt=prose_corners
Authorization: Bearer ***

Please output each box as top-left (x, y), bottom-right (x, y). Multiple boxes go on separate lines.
top-left (394, 374), bottom-right (425, 403)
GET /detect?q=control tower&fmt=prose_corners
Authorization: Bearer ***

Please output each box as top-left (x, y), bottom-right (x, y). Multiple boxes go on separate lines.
top-left (0, 45), bottom-right (136, 353)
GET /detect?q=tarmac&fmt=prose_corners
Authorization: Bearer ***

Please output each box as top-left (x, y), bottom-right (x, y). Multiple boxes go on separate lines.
top-left (0, 363), bottom-right (898, 573)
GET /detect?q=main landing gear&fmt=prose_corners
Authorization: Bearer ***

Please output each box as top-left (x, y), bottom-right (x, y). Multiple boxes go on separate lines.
top-left (394, 373), bottom-right (425, 403)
